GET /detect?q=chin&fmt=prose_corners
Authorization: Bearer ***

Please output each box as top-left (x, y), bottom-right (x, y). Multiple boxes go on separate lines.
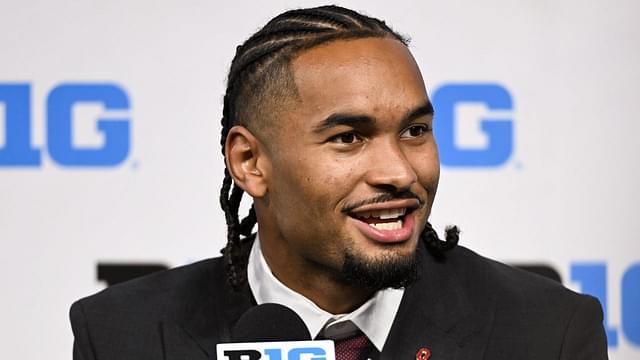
top-left (339, 240), bottom-right (421, 290)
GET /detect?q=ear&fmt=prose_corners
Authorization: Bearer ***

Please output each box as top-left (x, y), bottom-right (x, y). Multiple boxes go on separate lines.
top-left (224, 125), bottom-right (269, 198)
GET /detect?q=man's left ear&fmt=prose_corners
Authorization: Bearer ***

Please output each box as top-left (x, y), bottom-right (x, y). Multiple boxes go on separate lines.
top-left (224, 126), bottom-right (269, 198)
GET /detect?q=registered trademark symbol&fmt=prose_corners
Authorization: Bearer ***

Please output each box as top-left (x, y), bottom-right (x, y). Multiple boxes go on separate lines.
top-left (513, 160), bottom-right (523, 170)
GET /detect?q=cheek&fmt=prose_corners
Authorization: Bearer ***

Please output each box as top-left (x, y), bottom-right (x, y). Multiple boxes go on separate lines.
top-left (271, 154), bottom-right (344, 219)
top-left (269, 139), bottom-right (367, 220)
top-left (303, 168), bottom-right (355, 218)
top-left (409, 146), bottom-right (440, 192)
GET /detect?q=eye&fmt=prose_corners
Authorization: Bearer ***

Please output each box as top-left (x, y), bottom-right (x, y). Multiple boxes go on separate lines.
top-left (400, 124), bottom-right (430, 139)
top-left (329, 132), bottom-right (362, 144)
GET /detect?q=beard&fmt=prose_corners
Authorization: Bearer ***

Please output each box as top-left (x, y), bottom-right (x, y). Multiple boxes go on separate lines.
top-left (339, 243), bottom-right (421, 290)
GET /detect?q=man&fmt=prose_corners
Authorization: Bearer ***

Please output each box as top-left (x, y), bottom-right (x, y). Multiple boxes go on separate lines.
top-left (70, 5), bottom-right (608, 360)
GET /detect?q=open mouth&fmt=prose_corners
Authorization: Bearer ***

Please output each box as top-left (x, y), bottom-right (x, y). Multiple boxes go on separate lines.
top-left (350, 208), bottom-right (408, 230)
top-left (346, 198), bottom-right (423, 244)
top-left (345, 200), bottom-right (420, 243)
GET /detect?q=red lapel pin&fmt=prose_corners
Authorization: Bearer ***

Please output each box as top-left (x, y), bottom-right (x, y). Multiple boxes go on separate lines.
top-left (416, 347), bottom-right (431, 360)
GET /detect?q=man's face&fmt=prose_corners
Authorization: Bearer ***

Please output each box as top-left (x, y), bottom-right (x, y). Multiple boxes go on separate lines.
top-left (258, 37), bottom-right (439, 288)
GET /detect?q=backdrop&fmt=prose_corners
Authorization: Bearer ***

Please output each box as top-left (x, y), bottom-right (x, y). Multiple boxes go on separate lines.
top-left (0, 0), bottom-right (638, 359)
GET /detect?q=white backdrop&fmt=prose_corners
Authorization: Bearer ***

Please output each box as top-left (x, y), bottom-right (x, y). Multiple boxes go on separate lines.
top-left (0, 0), bottom-right (638, 358)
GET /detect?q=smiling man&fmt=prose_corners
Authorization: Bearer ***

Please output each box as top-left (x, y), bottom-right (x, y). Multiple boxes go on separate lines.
top-left (70, 5), bottom-right (608, 360)
top-left (227, 35), bottom-right (440, 313)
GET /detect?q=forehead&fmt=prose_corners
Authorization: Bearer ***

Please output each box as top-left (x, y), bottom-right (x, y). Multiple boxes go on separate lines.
top-left (289, 37), bottom-right (428, 122)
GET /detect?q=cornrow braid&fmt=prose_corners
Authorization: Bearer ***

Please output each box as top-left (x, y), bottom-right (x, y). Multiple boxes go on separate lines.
top-left (422, 222), bottom-right (460, 261)
top-left (219, 5), bottom-right (457, 290)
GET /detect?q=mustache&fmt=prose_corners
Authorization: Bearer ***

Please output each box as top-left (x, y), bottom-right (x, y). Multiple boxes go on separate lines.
top-left (341, 191), bottom-right (424, 214)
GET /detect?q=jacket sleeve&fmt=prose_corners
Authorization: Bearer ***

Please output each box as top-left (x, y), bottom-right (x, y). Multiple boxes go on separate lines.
top-left (70, 300), bottom-right (96, 360)
top-left (559, 294), bottom-right (609, 360)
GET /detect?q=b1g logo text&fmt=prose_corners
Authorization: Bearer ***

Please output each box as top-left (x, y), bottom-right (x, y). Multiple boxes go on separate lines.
top-left (217, 340), bottom-right (335, 360)
top-left (0, 83), bottom-right (130, 167)
top-left (432, 83), bottom-right (513, 167)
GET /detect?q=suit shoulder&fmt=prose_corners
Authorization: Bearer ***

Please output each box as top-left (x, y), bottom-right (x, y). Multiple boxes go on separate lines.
top-left (71, 257), bottom-right (225, 322)
top-left (446, 245), bottom-right (593, 310)
top-left (442, 246), bottom-right (607, 357)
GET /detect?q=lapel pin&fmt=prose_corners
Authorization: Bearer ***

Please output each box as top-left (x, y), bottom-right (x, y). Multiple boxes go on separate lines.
top-left (416, 347), bottom-right (431, 360)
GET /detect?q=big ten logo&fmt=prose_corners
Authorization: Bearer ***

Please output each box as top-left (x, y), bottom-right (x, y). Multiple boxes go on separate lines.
top-left (432, 83), bottom-right (513, 167)
top-left (0, 83), bottom-right (130, 167)
top-left (218, 340), bottom-right (334, 360)
top-left (572, 262), bottom-right (640, 348)
top-left (223, 348), bottom-right (326, 360)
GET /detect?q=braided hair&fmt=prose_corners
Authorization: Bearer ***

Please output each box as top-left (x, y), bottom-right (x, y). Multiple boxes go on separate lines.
top-left (219, 5), bottom-right (459, 290)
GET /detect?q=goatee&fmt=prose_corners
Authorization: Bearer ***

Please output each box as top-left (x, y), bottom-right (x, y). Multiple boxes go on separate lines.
top-left (340, 245), bottom-right (420, 290)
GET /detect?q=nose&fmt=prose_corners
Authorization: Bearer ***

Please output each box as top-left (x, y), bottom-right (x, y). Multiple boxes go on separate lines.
top-left (364, 140), bottom-right (417, 191)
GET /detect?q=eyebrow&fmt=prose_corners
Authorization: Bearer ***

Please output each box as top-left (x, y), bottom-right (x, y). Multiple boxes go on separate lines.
top-left (404, 102), bottom-right (434, 125)
top-left (312, 101), bottom-right (434, 133)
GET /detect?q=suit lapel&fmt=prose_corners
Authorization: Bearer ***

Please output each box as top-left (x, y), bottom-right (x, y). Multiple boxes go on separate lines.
top-left (380, 245), bottom-right (497, 360)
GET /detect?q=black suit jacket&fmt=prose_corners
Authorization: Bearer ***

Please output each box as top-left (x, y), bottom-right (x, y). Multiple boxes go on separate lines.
top-left (70, 244), bottom-right (608, 359)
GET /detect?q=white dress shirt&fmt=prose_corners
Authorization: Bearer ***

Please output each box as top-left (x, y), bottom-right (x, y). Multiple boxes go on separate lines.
top-left (247, 236), bottom-right (404, 351)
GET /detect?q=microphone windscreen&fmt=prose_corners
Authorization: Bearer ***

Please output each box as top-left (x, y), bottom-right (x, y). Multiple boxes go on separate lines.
top-left (232, 303), bottom-right (311, 342)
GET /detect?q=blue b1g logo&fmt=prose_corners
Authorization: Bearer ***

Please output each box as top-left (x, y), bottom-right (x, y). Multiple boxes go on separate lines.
top-left (572, 263), bottom-right (640, 347)
top-left (0, 83), bottom-right (130, 167)
top-left (432, 83), bottom-right (513, 167)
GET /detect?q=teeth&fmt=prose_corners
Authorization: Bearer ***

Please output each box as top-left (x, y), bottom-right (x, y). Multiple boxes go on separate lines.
top-left (369, 220), bottom-right (403, 230)
top-left (378, 208), bottom-right (406, 219)
top-left (355, 208), bottom-right (406, 219)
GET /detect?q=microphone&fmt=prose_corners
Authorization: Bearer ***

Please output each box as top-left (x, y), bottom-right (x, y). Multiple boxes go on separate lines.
top-left (217, 303), bottom-right (336, 360)
top-left (232, 303), bottom-right (311, 342)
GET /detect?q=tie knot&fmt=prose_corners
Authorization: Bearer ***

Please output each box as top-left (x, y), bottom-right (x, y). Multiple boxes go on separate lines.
top-left (334, 332), bottom-right (374, 360)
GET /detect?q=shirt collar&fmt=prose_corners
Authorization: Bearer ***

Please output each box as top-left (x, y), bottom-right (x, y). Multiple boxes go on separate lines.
top-left (247, 236), bottom-right (404, 351)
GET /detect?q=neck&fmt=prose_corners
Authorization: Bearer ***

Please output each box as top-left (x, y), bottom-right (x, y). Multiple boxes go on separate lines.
top-left (258, 234), bottom-right (375, 315)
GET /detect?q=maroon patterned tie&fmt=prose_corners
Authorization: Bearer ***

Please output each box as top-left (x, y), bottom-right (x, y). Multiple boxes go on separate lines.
top-left (334, 332), bottom-right (374, 360)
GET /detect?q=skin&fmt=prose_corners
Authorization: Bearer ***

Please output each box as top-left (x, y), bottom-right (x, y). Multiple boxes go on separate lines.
top-left (226, 37), bottom-right (439, 314)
